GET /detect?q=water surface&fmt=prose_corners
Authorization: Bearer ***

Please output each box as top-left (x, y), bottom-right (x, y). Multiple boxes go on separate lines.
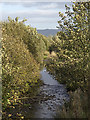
top-left (7, 68), bottom-right (69, 119)
top-left (33, 68), bottom-right (69, 118)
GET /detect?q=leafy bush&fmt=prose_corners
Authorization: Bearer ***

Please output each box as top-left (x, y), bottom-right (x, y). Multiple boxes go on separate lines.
top-left (46, 2), bottom-right (89, 91)
top-left (3, 17), bottom-right (47, 64)
top-left (1, 19), bottom-right (40, 110)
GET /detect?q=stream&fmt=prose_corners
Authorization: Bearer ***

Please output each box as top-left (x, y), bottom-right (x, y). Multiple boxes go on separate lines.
top-left (7, 67), bottom-right (69, 119)
top-left (30, 68), bottom-right (69, 118)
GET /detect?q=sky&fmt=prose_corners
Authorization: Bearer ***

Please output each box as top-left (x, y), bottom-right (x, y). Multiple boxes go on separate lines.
top-left (0, 1), bottom-right (73, 29)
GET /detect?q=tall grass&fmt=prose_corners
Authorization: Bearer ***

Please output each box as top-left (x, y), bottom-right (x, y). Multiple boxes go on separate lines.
top-left (55, 88), bottom-right (88, 118)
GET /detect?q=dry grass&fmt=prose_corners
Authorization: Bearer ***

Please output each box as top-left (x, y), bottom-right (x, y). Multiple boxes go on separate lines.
top-left (55, 89), bottom-right (88, 118)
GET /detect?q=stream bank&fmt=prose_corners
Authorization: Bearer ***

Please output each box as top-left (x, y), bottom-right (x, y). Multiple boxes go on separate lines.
top-left (3, 68), bottom-right (69, 119)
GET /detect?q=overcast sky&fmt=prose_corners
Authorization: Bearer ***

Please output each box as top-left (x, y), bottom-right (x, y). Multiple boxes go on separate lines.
top-left (0, 2), bottom-right (73, 29)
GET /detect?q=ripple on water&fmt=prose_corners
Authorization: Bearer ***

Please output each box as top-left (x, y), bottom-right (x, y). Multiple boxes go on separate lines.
top-left (33, 68), bottom-right (69, 118)
top-left (18, 68), bottom-right (69, 118)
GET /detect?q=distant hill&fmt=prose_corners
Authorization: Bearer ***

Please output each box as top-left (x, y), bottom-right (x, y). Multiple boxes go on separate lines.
top-left (37, 29), bottom-right (61, 37)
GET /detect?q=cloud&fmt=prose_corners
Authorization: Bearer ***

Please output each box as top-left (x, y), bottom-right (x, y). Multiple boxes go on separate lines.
top-left (21, 2), bottom-right (70, 10)
top-left (23, 2), bottom-right (59, 9)
top-left (3, 2), bottom-right (72, 9)
top-left (1, 0), bottom-right (73, 2)
top-left (2, 8), bottom-right (60, 19)
top-left (1, 1), bottom-right (73, 29)
top-left (27, 17), bottom-right (59, 29)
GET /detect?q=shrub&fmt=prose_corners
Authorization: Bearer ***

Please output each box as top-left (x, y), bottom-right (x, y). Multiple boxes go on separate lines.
top-left (55, 89), bottom-right (88, 118)
top-left (2, 19), bottom-right (40, 110)
top-left (46, 2), bottom-right (89, 91)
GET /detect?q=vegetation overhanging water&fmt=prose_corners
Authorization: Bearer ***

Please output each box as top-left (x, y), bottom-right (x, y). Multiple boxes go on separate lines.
top-left (1, 1), bottom-right (89, 119)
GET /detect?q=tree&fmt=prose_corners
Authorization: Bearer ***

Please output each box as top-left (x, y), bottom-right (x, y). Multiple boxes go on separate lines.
top-left (15, 17), bottom-right (19, 22)
top-left (47, 2), bottom-right (89, 91)
top-left (2, 18), bottom-right (40, 110)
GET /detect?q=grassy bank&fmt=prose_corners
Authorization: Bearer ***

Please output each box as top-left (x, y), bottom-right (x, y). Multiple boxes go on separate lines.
top-left (55, 89), bottom-right (88, 119)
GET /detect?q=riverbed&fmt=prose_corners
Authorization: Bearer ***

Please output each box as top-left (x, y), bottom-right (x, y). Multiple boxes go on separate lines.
top-left (5, 67), bottom-right (69, 119)
top-left (31, 68), bottom-right (69, 118)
